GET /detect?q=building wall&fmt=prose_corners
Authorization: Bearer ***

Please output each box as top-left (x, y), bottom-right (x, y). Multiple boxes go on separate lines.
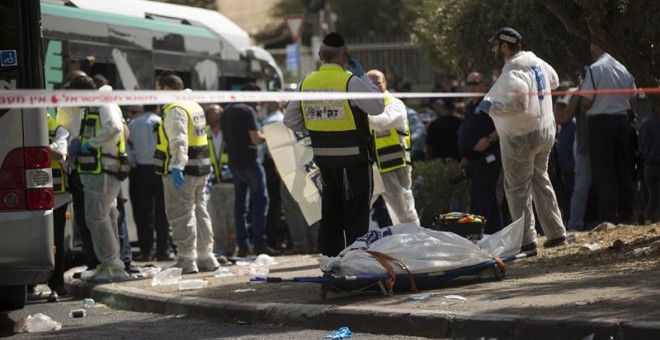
top-left (215, 0), bottom-right (279, 36)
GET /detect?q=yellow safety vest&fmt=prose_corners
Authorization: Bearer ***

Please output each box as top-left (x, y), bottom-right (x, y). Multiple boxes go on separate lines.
top-left (207, 127), bottom-right (232, 184)
top-left (300, 64), bottom-right (372, 167)
top-left (47, 115), bottom-right (66, 193)
top-left (372, 93), bottom-right (411, 173)
top-left (154, 102), bottom-right (211, 176)
top-left (77, 106), bottom-right (130, 180)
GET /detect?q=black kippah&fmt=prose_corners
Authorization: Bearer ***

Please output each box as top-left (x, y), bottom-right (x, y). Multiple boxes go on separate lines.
top-left (323, 32), bottom-right (345, 47)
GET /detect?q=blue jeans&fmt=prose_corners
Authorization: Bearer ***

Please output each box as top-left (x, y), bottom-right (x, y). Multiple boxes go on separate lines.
top-left (232, 165), bottom-right (269, 249)
top-left (568, 153), bottom-right (591, 230)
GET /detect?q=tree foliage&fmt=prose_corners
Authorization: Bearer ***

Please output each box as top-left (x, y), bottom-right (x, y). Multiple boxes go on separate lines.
top-left (413, 0), bottom-right (659, 105)
top-left (412, 0), bottom-right (587, 82)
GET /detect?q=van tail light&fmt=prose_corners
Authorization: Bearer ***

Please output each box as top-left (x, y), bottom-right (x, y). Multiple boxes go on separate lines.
top-left (0, 147), bottom-right (53, 210)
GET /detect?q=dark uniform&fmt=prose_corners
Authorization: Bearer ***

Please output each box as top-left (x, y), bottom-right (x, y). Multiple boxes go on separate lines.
top-left (458, 99), bottom-right (502, 234)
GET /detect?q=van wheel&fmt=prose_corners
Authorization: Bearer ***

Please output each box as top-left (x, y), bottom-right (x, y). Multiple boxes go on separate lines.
top-left (0, 285), bottom-right (27, 311)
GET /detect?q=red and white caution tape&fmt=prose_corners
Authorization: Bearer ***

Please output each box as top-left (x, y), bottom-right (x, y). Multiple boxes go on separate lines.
top-left (0, 87), bottom-right (653, 109)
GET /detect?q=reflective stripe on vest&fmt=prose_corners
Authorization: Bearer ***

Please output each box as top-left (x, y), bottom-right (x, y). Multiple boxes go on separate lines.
top-left (207, 128), bottom-right (232, 184)
top-left (300, 64), bottom-right (372, 167)
top-left (48, 115), bottom-right (66, 193)
top-left (77, 106), bottom-right (130, 178)
top-left (372, 94), bottom-right (411, 173)
top-left (155, 102), bottom-right (211, 176)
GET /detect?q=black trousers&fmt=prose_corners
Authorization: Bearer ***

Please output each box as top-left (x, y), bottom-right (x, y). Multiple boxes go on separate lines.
top-left (646, 164), bottom-right (660, 223)
top-left (319, 161), bottom-right (373, 257)
top-left (588, 114), bottom-right (633, 223)
top-left (263, 157), bottom-right (283, 249)
top-left (372, 195), bottom-right (393, 228)
top-left (128, 165), bottom-right (169, 257)
top-left (48, 202), bottom-right (67, 291)
top-left (468, 156), bottom-right (502, 234)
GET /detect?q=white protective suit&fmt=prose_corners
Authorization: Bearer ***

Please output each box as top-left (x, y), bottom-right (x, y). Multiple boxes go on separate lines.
top-left (484, 51), bottom-right (566, 246)
top-left (162, 106), bottom-right (215, 265)
top-left (368, 95), bottom-right (420, 225)
top-left (79, 101), bottom-right (125, 270)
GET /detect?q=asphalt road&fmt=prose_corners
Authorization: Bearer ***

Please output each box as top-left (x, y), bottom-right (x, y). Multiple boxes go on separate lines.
top-left (1, 292), bottom-right (437, 339)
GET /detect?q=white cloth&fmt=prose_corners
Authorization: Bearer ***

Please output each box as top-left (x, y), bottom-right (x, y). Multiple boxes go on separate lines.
top-left (163, 174), bottom-right (214, 261)
top-left (499, 127), bottom-right (566, 245)
top-left (80, 173), bottom-right (124, 268)
top-left (50, 124), bottom-right (69, 160)
top-left (85, 103), bottom-right (124, 156)
top-left (163, 106), bottom-right (190, 171)
top-left (319, 216), bottom-right (524, 276)
top-left (485, 51), bottom-right (559, 137)
top-left (367, 95), bottom-right (407, 133)
top-left (485, 51), bottom-right (565, 246)
top-left (380, 166), bottom-right (419, 225)
top-left (283, 65), bottom-right (385, 133)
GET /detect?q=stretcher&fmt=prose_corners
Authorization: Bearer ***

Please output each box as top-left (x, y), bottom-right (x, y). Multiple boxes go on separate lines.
top-left (265, 216), bottom-right (529, 298)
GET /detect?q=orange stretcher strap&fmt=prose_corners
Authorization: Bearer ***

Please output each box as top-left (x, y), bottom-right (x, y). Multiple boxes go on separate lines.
top-left (366, 250), bottom-right (418, 293)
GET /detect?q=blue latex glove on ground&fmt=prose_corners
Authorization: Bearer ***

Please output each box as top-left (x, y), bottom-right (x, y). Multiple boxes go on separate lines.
top-left (477, 99), bottom-right (492, 114)
top-left (347, 58), bottom-right (365, 77)
top-left (81, 141), bottom-right (93, 154)
top-left (171, 168), bottom-right (185, 191)
top-left (69, 139), bottom-right (81, 158)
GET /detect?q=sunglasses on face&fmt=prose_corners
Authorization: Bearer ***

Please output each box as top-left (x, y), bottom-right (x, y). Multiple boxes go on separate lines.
top-left (466, 81), bottom-right (481, 86)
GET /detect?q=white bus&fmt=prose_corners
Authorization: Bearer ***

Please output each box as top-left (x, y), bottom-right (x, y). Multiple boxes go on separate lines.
top-left (41, 0), bottom-right (283, 92)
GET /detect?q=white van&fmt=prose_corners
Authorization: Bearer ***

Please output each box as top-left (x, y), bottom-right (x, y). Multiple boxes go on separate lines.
top-left (0, 0), bottom-right (55, 311)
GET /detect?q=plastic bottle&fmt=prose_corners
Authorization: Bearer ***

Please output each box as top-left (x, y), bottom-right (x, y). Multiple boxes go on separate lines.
top-left (83, 298), bottom-right (95, 309)
top-left (178, 279), bottom-right (207, 291)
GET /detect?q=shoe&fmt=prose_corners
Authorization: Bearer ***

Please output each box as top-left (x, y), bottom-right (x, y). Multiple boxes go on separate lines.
top-left (94, 265), bottom-right (131, 283)
top-left (155, 252), bottom-right (175, 262)
top-left (80, 265), bottom-right (103, 282)
top-left (253, 246), bottom-right (282, 256)
top-left (214, 254), bottom-right (230, 265)
top-left (170, 258), bottom-right (199, 274)
top-left (47, 291), bottom-right (59, 303)
top-left (236, 248), bottom-right (252, 258)
top-left (543, 236), bottom-right (568, 248)
top-left (520, 242), bottom-right (538, 257)
top-left (198, 257), bottom-right (220, 272)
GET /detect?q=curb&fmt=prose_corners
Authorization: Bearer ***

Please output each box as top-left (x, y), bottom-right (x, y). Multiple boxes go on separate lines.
top-left (66, 278), bottom-right (660, 339)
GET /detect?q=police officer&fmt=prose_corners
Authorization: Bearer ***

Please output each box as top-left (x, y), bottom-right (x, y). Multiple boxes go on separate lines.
top-left (74, 75), bottom-right (131, 283)
top-left (154, 72), bottom-right (219, 274)
top-left (283, 32), bottom-right (384, 257)
top-left (458, 72), bottom-right (502, 234)
top-left (367, 69), bottom-right (420, 226)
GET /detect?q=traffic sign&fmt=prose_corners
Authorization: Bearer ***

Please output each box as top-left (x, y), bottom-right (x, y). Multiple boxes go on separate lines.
top-left (285, 15), bottom-right (304, 43)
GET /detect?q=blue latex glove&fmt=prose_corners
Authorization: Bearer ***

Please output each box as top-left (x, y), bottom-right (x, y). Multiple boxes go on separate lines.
top-left (477, 99), bottom-right (492, 114)
top-left (81, 141), bottom-right (93, 154)
top-left (347, 57), bottom-right (365, 77)
top-left (68, 139), bottom-right (81, 158)
top-left (171, 168), bottom-right (185, 191)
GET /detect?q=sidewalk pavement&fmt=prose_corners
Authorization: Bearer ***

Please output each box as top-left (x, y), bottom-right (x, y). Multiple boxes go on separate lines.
top-left (65, 254), bottom-right (660, 339)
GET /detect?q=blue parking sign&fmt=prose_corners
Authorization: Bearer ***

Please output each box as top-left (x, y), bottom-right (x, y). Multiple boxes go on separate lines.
top-left (1, 50), bottom-right (18, 67)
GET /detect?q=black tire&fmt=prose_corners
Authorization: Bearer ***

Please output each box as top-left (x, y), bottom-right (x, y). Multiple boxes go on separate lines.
top-left (0, 285), bottom-right (27, 311)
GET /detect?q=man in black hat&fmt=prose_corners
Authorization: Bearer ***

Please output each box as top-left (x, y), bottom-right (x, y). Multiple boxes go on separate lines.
top-left (477, 27), bottom-right (569, 255)
top-left (283, 32), bottom-right (384, 257)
